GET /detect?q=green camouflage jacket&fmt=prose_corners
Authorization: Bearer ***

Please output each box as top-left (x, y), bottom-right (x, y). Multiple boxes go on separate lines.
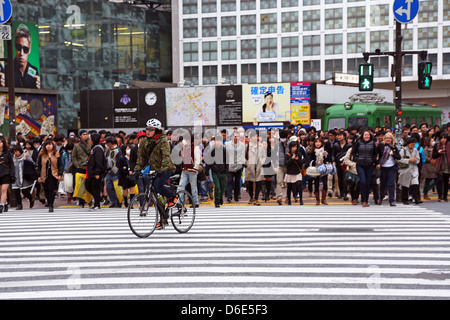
top-left (135, 133), bottom-right (176, 173)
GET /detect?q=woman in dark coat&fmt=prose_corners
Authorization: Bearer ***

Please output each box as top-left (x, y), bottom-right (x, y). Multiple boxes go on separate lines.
top-left (85, 133), bottom-right (106, 210)
top-left (0, 137), bottom-right (14, 213)
top-left (284, 141), bottom-right (305, 205)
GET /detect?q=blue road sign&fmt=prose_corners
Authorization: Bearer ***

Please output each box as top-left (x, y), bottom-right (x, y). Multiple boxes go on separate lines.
top-left (0, 0), bottom-right (13, 24)
top-left (393, 0), bottom-right (419, 24)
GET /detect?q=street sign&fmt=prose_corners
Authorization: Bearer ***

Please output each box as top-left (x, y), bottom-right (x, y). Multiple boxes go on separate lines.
top-left (0, 24), bottom-right (11, 40)
top-left (0, 0), bottom-right (13, 24)
top-left (393, 0), bottom-right (419, 24)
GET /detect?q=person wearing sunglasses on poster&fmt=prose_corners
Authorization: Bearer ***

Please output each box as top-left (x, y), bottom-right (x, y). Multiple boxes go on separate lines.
top-left (0, 23), bottom-right (40, 89)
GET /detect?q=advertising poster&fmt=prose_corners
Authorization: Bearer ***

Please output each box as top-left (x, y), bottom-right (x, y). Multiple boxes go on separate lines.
top-left (242, 83), bottom-right (291, 125)
top-left (113, 89), bottom-right (139, 128)
top-left (165, 86), bottom-right (216, 127)
top-left (1, 21), bottom-right (41, 89)
top-left (216, 85), bottom-right (242, 126)
top-left (0, 92), bottom-right (57, 137)
top-left (290, 82), bottom-right (311, 126)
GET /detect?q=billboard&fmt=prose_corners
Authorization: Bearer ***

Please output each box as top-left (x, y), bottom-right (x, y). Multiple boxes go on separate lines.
top-left (242, 83), bottom-right (291, 125)
top-left (290, 82), bottom-right (311, 126)
top-left (0, 92), bottom-right (57, 137)
top-left (216, 85), bottom-right (242, 126)
top-left (165, 86), bottom-right (216, 127)
top-left (1, 21), bottom-right (41, 89)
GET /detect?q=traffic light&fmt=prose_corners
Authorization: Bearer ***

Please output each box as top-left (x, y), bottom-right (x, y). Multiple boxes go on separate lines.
top-left (359, 63), bottom-right (374, 91)
top-left (418, 61), bottom-right (433, 90)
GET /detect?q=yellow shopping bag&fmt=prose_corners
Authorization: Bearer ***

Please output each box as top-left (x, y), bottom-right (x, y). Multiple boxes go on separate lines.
top-left (73, 173), bottom-right (93, 204)
top-left (113, 179), bottom-right (123, 204)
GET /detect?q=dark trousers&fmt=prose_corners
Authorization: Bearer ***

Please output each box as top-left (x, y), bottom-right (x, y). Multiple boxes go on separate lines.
top-left (380, 166), bottom-right (398, 203)
top-left (336, 163), bottom-right (347, 196)
top-left (313, 175), bottom-right (328, 193)
top-left (226, 169), bottom-right (242, 201)
top-left (348, 180), bottom-right (360, 201)
top-left (14, 188), bottom-right (33, 206)
top-left (356, 165), bottom-right (374, 203)
top-left (85, 177), bottom-right (102, 207)
top-left (436, 173), bottom-right (450, 200)
top-left (246, 180), bottom-right (263, 201)
top-left (212, 172), bottom-right (227, 205)
top-left (44, 175), bottom-right (58, 207)
top-left (287, 181), bottom-right (302, 203)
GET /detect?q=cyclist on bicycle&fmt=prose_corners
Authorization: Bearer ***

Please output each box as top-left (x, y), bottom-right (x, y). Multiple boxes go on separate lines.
top-left (135, 119), bottom-right (178, 213)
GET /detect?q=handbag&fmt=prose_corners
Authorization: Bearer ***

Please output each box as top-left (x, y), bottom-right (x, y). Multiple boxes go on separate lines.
top-left (396, 149), bottom-right (409, 169)
top-left (318, 163), bottom-right (337, 176)
top-left (64, 173), bottom-right (74, 193)
top-left (345, 170), bottom-right (360, 183)
top-left (305, 161), bottom-right (320, 177)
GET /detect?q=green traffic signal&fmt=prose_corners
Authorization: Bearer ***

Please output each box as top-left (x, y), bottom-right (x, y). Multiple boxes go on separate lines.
top-left (359, 63), bottom-right (374, 91)
top-left (418, 61), bottom-right (433, 90)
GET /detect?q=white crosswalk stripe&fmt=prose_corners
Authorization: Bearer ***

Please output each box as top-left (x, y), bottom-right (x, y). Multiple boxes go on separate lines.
top-left (1, 205), bottom-right (450, 299)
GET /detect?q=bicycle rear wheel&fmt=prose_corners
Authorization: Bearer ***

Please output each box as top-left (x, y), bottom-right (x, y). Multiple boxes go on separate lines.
top-left (128, 193), bottom-right (158, 238)
top-left (170, 190), bottom-right (196, 234)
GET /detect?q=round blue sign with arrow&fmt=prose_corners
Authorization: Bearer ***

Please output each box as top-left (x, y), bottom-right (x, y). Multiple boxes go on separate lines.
top-left (0, 0), bottom-right (13, 24)
top-left (393, 0), bottom-right (420, 24)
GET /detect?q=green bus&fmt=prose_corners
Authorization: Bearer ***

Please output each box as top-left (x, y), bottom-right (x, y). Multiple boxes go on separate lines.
top-left (324, 101), bottom-right (442, 131)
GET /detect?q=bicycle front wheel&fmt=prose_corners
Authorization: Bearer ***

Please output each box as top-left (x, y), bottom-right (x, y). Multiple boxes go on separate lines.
top-left (170, 190), bottom-right (196, 234)
top-left (127, 193), bottom-right (158, 238)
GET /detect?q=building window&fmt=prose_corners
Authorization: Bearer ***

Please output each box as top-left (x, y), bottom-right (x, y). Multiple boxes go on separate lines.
top-left (241, 0), bottom-right (256, 10)
top-left (241, 39), bottom-right (257, 59)
top-left (202, 41), bottom-right (218, 61)
top-left (203, 65), bottom-right (218, 84)
top-left (370, 4), bottom-right (389, 26)
top-left (261, 13), bottom-right (277, 34)
top-left (222, 40), bottom-right (237, 60)
top-left (183, 0), bottom-right (197, 14)
top-left (325, 0), bottom-right (342, 3)
top-left (443, 53), bottom-right (450, 74)
top-left (261, 63), bottom-right (278, 83)
top-left (241, 15), bottom-right (257, 35)
top-left (282, 61), bottom-right (299, 82)
top-left (325, 59), bottom-right (342, 79)
top-left (303, 10), bottom-right (320, 31)
top-left (222, 64), bottom-right (238, 84)
top-left (427, 54), bottom-right (438, 75)
top-left (303, 35), bottom-right (320, 56)
top-left (347, 57), bottom-right (365, 75)
top-left (325, 33), bottom-right (343, 55)
top-left (418, 27), bottom-right (438, 49)
top-left (241, 63), bottom-right (257, 83)
top-left (303, 0), bottom-right (320, 5)
top-left (347, 32), bottom-right (365, 54)
top-left (281, 12), bottom-right (298, 33)
top-left (184, 66), bottom-right (199, 85)
top-left (347, 6), bottom-right (365, 28)
top-left (303, 60), bottom-right (321, 81)
top-left (444, 26), bottom-right (450, 48)
top-left (419, 0), bottom-right (438, 23)
top-left (202, 0), bottom-right (217, 13)
top-left (282, 0), bottom-right (299, 7)
top-left (402, 55), bottom-right (413, 77)
top-left (221, 0), bottom-right (237, 12)
top-left (371, 56), bottom-right (389, 78)
top-left (261, 0), bottom-right (278, 9)
top-left (402, 29), bottom-right (413, 50)
top-left (202, 18), bottom-right (217, 38)
top-left (325, 8), bottom-right (343, 30)
top-left (222, 16), bottom-right (237, 36)
top-left (261, 38), bottom-right (278, 59)
top-left (183, 19), bottom-right (198, 38)
top-left (183, 42), bottom-right (198, 62)
top-left (282, 36), bottom-right (299, 57)
top-left (370, 30), bottom-right (390, 51)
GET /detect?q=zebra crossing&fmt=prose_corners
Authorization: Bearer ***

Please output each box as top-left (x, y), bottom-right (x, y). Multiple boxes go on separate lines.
top-left (1, 204), bottom-right (450, 300)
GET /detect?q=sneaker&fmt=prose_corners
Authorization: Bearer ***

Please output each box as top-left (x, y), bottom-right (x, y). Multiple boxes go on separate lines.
top-left (166, 196), bottom-right (179, 208)
top-left (89, 206), bottom-right (101, 211)
top-left (156, 221), bottom-right (168, 230)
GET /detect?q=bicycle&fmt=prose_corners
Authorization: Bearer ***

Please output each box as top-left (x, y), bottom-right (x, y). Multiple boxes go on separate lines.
top-left (127, 171), bottom-right (196, 238)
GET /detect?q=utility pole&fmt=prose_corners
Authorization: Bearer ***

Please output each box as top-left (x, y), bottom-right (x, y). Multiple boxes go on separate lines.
top-left (394, 21), bottom-right (403, 145)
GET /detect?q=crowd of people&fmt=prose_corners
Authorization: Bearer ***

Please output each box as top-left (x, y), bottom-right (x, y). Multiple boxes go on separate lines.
top-left (0, 119), bottom-right (449, 213)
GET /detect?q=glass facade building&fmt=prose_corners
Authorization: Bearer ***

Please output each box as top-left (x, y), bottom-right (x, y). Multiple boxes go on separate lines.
top-left (2, 0), bottom-right (172, 131)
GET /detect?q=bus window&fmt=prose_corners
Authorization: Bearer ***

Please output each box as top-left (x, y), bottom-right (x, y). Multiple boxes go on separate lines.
top-left (411, 117), bottom-right (417, 125)
top-left (419, 117), bottom-right (425, 125)
top-left (427, 117), bottom-right (432, 126)
top-left (435, 117), bottom-right (441, 126)
top-left (328, 118), bottom-right (346, 130)
top-left (376, 118), bottom-right (381, 127)
top-left (348, 117), bottom-right (368, 128)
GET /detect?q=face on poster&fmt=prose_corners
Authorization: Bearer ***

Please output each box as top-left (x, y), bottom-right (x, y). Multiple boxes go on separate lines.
top-left (1, 21), bottom-right (41, 89)
top-left (242, 83), bottom-right (291, 125)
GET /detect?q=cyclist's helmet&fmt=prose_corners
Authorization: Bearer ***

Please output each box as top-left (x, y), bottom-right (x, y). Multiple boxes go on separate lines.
top-left (146, 118), bottom-right (163, 130)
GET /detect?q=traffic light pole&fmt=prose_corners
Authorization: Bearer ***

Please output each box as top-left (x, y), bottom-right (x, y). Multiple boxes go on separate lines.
top-left (362, 22), bottom-right (427, 146)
